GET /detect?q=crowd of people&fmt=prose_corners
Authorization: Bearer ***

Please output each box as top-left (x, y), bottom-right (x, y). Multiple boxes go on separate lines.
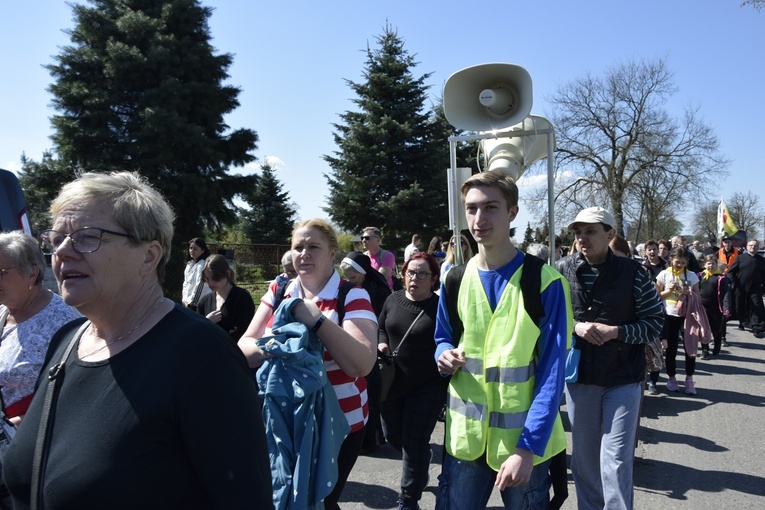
top-left (1, 168), bottom-right (764, 510)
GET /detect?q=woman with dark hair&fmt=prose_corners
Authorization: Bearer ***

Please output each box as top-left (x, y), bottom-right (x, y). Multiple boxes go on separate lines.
top-left (378, 252), bottom-right (445, 510)
top-left (427, 236), bottom-right (446, 265)
top-left (182, 237), bottom-right (212, 310)
top-left (340, 251), bottom-right (392, 453)
top-left (196, 254), bottom-right (255, 342)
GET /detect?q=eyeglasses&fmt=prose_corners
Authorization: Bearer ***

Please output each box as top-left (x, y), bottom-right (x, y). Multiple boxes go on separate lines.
top-left (39, 228), bottom-right (133, 255)
top-left (451, 242), bottom-right (467, 247)
top-left (0, 267), bottom-right (17, 280)
top-left (405, 270), bottom-right (432, 281)
top-left (361, 235), bottom-right (378, 241)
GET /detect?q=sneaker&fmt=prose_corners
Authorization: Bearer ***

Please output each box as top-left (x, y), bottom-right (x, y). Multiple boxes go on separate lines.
top-left (397, 498), bottom-right (420, 510)
top-left (666, 377), bottom-right (679, 392)
top-left (647, 382), bottom-right (659, 395)
top-left (701, 351), bottom-right (710, 360)
top-left (721, 340), bottom-right (729, 347)
top-left (685, 377), bottom-right (697, 395)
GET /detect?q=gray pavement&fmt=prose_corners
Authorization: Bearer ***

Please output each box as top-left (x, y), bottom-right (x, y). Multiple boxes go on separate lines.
top-left (340, 323), bottom-right (765, 509)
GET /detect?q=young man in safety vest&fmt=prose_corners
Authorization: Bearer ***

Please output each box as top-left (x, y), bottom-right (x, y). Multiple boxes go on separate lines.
top-left (434, 171), bottom-right (573, 510)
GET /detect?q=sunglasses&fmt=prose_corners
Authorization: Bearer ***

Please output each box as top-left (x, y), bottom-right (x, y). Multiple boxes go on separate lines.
top-left (361, 235), bottom-right (379, 241)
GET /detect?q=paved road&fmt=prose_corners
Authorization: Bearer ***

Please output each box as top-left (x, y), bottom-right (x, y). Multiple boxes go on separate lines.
top-left (340, 323), bottom-right (765, 509)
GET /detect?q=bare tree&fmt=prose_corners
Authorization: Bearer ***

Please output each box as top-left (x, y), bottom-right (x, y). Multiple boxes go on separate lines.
top-left (692, 201), bottom-right (719, 241)
top-left (543, 58), bottom-right (730, 237)
top-left (741, 0), bottom-right (764, 11)
top-left (728, 191), bottom-right (763, 239)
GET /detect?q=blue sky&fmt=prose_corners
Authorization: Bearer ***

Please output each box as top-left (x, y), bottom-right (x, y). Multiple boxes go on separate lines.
top-left (1, 1), bottom-right (763, 238)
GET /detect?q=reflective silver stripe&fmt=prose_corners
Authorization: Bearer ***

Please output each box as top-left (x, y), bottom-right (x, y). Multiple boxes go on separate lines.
top-left (485, 358), bottom-right (537, 384)
top-left (462, 357), bottom-right (484, 375)
top-left (447, 393), bottom-right (484, 421)
top-left (489, 409), bottom-right (528, 430)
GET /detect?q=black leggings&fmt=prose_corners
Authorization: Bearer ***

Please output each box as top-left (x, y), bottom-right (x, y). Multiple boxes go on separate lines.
top-left (323, 426), bottom-right (366, 510)
top-left (663, 314), bottom-right (696, 377)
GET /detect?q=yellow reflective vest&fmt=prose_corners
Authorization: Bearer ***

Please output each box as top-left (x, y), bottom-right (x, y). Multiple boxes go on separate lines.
top-left (444, 257), bottom-right (570, 470)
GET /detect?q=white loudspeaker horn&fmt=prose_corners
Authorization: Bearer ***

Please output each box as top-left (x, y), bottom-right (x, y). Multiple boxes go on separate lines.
top-left (480, 115), bottom-right (556, 180)
top-left (443, 63), bottom-right (533, 132)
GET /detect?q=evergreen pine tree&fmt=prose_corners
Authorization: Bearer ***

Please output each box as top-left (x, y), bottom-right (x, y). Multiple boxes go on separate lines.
top-left (324, 23), bottom-right (449, 250)
top-left (522, 222), bottom-right (535, 249)
top-left (240, 161), bottom-right (297, 244)
top-left (41, 0), bottom-right (258, 295)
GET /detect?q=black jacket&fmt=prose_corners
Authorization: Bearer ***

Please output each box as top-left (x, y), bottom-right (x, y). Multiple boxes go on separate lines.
top-left (557, 251), bottom-right (647, 387)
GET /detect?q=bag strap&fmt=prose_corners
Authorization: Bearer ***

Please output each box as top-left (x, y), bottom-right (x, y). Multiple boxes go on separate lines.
top-left (391, 307), bottom-right (428, 357)
top-left (31, 320), bottom-right (90, 510)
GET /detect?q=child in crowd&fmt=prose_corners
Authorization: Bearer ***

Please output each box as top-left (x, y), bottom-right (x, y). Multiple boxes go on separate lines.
top-left (698, 255), bottom-right (731, 357)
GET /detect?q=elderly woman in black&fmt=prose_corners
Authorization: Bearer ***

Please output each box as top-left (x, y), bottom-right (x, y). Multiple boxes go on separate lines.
top-left (378, 252), bottom-right (445, 510)
top-left (3, 172), bottom-right (271, 509)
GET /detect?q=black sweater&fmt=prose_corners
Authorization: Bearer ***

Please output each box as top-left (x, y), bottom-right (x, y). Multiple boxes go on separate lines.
top-left (378, 290), bottom-right (447, 396)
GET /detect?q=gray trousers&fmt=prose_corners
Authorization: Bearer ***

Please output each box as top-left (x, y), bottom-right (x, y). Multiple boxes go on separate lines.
top-left (565, 381), bottom-right (642, 510)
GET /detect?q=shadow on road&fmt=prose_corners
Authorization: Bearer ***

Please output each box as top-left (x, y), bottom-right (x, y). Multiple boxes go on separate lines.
top-left (634, 457), bottom-right (765, 500)
top-left (640, 426), bottom-right (728, 453)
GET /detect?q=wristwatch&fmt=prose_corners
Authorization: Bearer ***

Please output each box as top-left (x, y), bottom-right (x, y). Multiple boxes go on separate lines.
top-left (312, 315), bottom-right (326, 334)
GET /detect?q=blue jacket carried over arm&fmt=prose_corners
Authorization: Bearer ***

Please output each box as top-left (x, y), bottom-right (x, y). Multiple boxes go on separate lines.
top-left (256, 298), bottom-right (350, 510)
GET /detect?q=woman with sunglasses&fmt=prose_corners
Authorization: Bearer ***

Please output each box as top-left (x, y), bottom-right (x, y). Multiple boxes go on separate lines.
top-left (378, 252), bottom-right (446, 510)
top-left (440, 234), bottom-right (474, 279)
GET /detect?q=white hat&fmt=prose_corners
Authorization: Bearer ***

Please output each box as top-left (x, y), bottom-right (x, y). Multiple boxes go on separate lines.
top-left (567, 207), bottom-right (616, 231)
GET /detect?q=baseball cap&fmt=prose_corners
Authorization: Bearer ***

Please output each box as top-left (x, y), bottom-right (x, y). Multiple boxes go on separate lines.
top-left (568, 207), bottom-right (616, 231)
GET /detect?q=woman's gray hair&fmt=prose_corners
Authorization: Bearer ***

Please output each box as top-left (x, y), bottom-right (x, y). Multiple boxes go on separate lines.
top-left (525, 242), bottom-right (549, 261)
top-left (0, 231), bottom-right (46, 285)
top-left (50, 171), bottom-right (175, 282)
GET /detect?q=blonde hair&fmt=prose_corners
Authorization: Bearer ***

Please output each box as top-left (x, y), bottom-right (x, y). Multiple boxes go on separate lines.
top-left (445, 234), bottom-right (474, 265)
top-left (51, 171), bottom-right (175, 282)
top-left (292, 219), bottom-right (339, 253)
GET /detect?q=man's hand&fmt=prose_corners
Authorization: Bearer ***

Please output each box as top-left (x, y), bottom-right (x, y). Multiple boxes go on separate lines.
top-left (575, 321), bottom-right (619, 346)
top-left (495, 448), bottom-right (535, 490)
top-left (437, 348), bottom-right (466, 375)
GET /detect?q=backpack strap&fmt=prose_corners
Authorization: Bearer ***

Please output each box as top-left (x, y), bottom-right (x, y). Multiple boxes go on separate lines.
top-left (272, 278), bottom-right (291, 311)
top-left (520, 254), bottom-right (545, 328)
top-left (335, 280), bottom-right (356, 323)
top-left (444, 264), bottom-right (467, 344)
top-left (444, 253), bottom-right (546, 345)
